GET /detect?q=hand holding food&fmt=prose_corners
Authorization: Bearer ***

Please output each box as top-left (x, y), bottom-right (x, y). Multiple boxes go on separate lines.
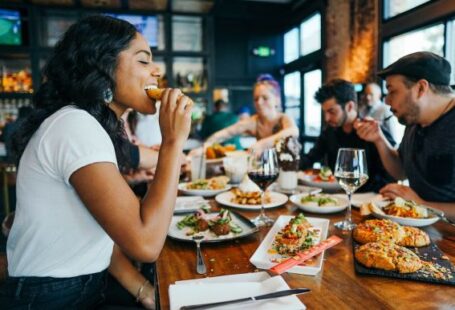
top-left (156, 88), bottom-right (192, 147)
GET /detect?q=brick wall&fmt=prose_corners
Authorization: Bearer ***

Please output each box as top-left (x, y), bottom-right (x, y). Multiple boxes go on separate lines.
top-left (325, 0), bottom-right (378, 83)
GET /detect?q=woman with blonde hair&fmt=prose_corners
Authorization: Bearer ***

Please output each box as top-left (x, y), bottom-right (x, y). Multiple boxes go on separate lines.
top-left (204, 74), bottom-right (299, 153)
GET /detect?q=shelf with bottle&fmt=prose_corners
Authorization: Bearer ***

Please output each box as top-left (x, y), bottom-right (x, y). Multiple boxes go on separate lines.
top-left (0, 56), bottom-right (33, 94)
top-left (0, 97), bottom-right (32, 129)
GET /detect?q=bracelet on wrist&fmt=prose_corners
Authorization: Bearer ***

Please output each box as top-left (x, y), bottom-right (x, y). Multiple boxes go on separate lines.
top-left (136, 279), bottom-right (150, 303)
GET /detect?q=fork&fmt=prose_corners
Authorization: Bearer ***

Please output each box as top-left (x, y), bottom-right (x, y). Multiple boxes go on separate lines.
top-left (192, 235), bottom-right (207, 274)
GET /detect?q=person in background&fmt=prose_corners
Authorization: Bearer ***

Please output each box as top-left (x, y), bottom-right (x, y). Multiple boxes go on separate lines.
top-left (359, 82), bottom-right (403, 142)
top-left (237, 105), bottom-right (252, 121)
top-left (0, 15), bottom-right (192, 308)
top-left (0, 106), bottom-right (33, 162)
top-left (355, 51), bottom-right (455, 217)
top-left (200, 99), bottom-right (241, 149)
top-left (300, 79), bottom-right (395, 192)
top-left (202, 74), bottom-right (299, 154)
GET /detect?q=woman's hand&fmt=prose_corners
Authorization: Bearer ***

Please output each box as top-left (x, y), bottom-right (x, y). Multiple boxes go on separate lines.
top-left (248, 139), bottom-right (267, 155)
top-left (139, 281), bottom-right (155, 309)
top-left (379, 183), bottom-right (424, 204)
top-left (159, 88), bottom-right (192, 147)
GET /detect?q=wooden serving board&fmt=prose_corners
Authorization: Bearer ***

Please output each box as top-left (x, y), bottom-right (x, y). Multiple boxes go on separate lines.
top-left (353, 241), bottom-right (455, 286)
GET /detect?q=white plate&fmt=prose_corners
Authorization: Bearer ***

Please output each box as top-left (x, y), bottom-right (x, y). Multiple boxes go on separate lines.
top-left (215, 191), bottom-right (288, 210)
top-left (351, 192), bottom-right (385, 208)
top-left (174, 196), bottom-right (210, 214)
top-left (169, 272), bottom-right (305, 310)
top-left (178, 183), bottom-right (231, 197)
top-left (167, 211), bottom-right (258, 243)
top-left (269, 183), bottom-right (322, 195)
top-left (290, 193), bottom-right (348, 214)
top-left (297, 171), bottom-right (341, 192)
top-left (371, 206), bottom-right (440, 227)
top-left (250, 215), bottom-right (329, 275)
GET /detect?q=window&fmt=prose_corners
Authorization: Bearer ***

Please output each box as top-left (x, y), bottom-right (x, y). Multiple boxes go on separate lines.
top-left (300, 13), bottom-right (321, 56)
top-left (172, 15), bottom-right (203, 52)
top-left (303, 69), bottom-right (322, 137)
top-left (448, 18), bottom-right (455, 84)
top-left (383, 23), bottom-right (444, 67)
top-left (384, 0), bottom-right (431, 19)
top-left (284, 72), bottom-right (301, 127)
top-left (173, 57), bottom-right (207, 93)
top-left (284, 28), bottom-right (299, 64)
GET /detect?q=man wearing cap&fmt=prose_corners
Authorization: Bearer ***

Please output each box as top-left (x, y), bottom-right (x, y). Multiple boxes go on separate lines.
top-left (355, 52), bottom-right (455, 216)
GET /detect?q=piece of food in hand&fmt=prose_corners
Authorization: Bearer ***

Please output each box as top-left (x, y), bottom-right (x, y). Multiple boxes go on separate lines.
top-left (397, 226), bottom-right (430, 247)
top-left (382, 197), bottom-right (429, 218)
top-left (272, 213), bottom-right (318, 256)
top-left (145, 85), bottom-right (193, 107)
top-left (355, 241), bottom-right (422, 273)
top-left (300, 194), bottom-right (338, 207)
top-left (144, 85), bottom-right (165, 100)
top-left (353, 219), bottom-right (405, 244)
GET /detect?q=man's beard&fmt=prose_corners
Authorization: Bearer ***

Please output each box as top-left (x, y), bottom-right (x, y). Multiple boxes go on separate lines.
top-left (397, 94), bottom-right (420, 125)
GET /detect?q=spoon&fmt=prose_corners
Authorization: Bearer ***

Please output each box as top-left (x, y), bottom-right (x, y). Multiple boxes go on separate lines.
top-left (192, 235), bottom-right (207, 274)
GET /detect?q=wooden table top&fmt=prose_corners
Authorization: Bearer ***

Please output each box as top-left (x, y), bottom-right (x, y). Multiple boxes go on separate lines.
top-left (157, 199), bottom-right (455, 309)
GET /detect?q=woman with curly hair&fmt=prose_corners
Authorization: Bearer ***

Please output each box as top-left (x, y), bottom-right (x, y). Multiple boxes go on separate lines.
top-left (0, 15), bottom-right (191, 308)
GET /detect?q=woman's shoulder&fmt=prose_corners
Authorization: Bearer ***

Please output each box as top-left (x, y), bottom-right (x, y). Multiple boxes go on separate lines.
top-left (44, 106), bottom-right (101, 130)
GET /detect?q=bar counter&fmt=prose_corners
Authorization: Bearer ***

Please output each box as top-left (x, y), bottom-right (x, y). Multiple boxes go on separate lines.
top-left (157, 198), bottom-right (455, 309)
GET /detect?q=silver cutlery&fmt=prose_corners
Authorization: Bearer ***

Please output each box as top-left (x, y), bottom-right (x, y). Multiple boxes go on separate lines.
top-left (427, 207), bottom-right (455, 227)
top-left (192, 235), bottom-right (206, 274)
top-left (180, 288), bottom-right (310, 310)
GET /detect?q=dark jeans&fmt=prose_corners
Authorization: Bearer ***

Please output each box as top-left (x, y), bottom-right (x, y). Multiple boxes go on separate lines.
top-left (0, 270), bottom-right (107, 309)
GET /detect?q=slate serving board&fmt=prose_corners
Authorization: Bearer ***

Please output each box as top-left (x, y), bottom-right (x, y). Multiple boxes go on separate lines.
top-left (353, 240), bottom-right (455, 286)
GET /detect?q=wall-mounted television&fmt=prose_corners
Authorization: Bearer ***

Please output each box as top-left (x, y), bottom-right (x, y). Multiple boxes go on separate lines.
top-left (107, 14), bottom-right (159, 48)
top-left (0, 9), bottom-right (22, 46)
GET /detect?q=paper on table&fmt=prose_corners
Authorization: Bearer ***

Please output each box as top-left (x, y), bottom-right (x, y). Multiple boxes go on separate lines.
top-left (351, 192), bottom-right (384, 208)
top-left (174, 196), bottom-right (210, 213)
top-left (169, 273), bottom-right (305, 310)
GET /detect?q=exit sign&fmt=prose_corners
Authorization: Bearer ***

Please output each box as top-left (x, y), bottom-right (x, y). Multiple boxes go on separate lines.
top-left (252, 46), bottom-right (275, 57)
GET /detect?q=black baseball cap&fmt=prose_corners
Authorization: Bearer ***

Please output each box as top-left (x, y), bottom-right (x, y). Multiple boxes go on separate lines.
top-left (378, 51), bottom-right (452, 85)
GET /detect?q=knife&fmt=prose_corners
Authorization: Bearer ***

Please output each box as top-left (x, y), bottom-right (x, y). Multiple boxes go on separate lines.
top-left (179, 288), bottom-right (310, 310)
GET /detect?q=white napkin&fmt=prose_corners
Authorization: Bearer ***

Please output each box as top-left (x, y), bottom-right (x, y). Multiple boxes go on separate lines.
top-left (169, 273), bottom-right (305, 310)
top-left (351, 192), bottom-right (384, 208)
top-left (174, 196), bottom-right (209, 213)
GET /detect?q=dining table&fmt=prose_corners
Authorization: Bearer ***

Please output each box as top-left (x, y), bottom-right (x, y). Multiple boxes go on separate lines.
top-left (156, 192), bottom-right (455, 309)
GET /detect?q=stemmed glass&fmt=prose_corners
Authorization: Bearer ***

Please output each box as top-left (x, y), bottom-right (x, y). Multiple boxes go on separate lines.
top-left (334, 148), bottom-right (369, 231)
top-left (247, 148), bottom-right (279, 227)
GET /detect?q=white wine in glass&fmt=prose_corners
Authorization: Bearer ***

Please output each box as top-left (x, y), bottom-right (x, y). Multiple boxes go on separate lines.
top-left (334, 148), bottom-right (368, 231)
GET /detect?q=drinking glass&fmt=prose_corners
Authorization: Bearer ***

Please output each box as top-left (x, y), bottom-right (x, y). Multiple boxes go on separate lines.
top-left (334, 148), bottom-right (368, 231)
top-left (247, 148), bottom-right (279, 227)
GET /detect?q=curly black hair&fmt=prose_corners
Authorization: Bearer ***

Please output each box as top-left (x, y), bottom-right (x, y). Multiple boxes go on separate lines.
top-left (314, 79), bottom-right (357, 108)
top-left (11, 15), bottom-right (137, 169)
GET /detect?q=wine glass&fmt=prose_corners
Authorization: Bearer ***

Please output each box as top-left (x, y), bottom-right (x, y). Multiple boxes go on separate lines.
top-left (334, 148), bottom-right (368, 231)
top-left (247, 148), bottom-right (279, 227)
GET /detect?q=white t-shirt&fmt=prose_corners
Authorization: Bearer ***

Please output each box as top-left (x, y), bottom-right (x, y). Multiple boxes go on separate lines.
top-left (7, 106), bottom-right (117, 277)
top-left (136, 112), bottom-right (162, 146)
